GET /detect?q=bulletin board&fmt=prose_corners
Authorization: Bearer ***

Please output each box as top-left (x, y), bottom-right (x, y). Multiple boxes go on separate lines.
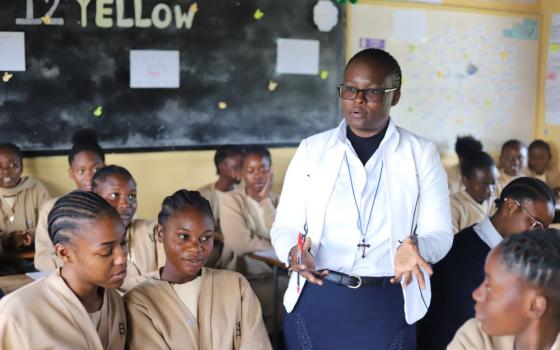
top-left (0, 0), bottom-right (345, 152)
top-left (348, 2), bottom-right (540, 153)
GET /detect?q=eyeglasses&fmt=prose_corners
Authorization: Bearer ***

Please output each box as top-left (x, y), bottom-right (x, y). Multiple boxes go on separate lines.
top-left (513, 199), bottom-right (544, 229)
top-left (337, 84), bottom-right (398, 103)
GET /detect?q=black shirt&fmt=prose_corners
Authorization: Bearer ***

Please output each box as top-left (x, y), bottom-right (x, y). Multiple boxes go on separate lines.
top-left (346, 121), bottom-right (389, 165)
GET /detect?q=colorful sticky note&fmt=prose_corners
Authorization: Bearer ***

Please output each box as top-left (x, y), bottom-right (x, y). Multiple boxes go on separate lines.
top-left (268, 80), bottom-right (278, 91)
top-left (254, 9), bottom-right (264, 20)
top-left (500, 51), bottom-right (509, 60)
top-left (2, 72), bottom-right (13, 82)
top-left (436, 71), bottom-right (444, 78)
top-left (320, 70), bottom-right (329, 80)
top-left (93, 106), bottom-right (103, 117)
top-left (190, 2), bottom-right (198, 14)
top-left (218, 101), bottom-right (227, 109)
top-left (551, 44), bottom-right (560, 53)
top-left (41, 16), bottom-right (52, 25)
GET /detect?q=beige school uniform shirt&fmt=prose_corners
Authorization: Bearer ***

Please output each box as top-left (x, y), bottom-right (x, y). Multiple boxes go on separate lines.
top-left (34, 214), bottom-right (165, 291)
top-left (524, 167), bottom-right (560, 191)
top-left (219, 187), bottom-right (278, 276)
top-left (495, 171), bottom-right (522, 197)
top-left (448, 318), bottom-right (560, 350)
top-left (451, 191), bottom-right (496, 233)
top-left (124, 267), bottom-right (272, 350)
top-left (0, 268), bottom-right (127, 350)
top-left (446, 163), bottom-right (463, 194)
top-left (198, 182), bottom-right (223, 230)
top-left (0, 176), bottom-right (50, 255)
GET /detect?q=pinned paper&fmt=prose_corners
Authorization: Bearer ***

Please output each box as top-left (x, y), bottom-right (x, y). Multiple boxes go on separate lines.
top-left (218, 101), bottom-right (227, 109)
top-left (93, 106), bottom-right (103, 117)
top-left (551, 44), bottom-right (560, 53)
top-left (320, 70), bottom-right (329, 80)
top-left (130, 50), bottom-right (180, 89)
top-left (276, 38), bottom-right (320, 75)
top-left (268, 80), bottom-right (278, 91)
top-left (254, 9), bottom-right (264, 20)
top-left (2, 72), bottom-right (13, 82)
top-left (41, 16), bottom-right (52, 25)
top-left (0, 32), bottom-right (26, 71)
top-left (436, 71), bottom-right (444, 78)
top-left (393, 10), bottom-right (427, 43)
top-left (190, 2), bottom-right (198, 14)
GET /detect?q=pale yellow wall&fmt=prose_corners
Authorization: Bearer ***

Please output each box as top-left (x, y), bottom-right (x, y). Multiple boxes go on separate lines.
top-left (22, 148), bottom-right (296, 220)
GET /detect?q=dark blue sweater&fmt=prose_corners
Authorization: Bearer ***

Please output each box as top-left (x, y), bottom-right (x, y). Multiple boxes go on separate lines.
top-left (416, 224), bottom-right (491, 350)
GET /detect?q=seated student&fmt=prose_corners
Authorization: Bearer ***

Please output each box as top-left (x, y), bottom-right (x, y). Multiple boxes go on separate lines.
top-left (417, 177), bottom-right (555, 350)
top-left (451, 151), bottom-right (498, 233)
top-left (496, 140), bottom-right (528, 196)
top-left (446, 135), bottom-right (484, 194)
top-left (0, 143), bottom-right (50, 273)
top-left (0, 191), bottom-right (127, 350)
top-left (35, 129), bottom-right (105, 272)
top-left (525, 139), bottom-right (560, 198)
top-left (220, 145), bottom-right (285, 333)
top-left (92, 165), bottom-right (164, 291)
top-left (198, 145), bottom-right (242, 231)
top-left (124, 189), bottom-right (271, 350)
top-left (448, 229), bottom-right (560, 350)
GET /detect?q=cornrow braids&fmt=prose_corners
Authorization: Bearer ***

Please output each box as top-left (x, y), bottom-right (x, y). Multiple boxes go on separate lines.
top-left (498, 229), bottom-right (560, 319)
top-left (47, 190), bottom-right (118, 245)
top-left (91, 165), bottom-right (134, 191)
top-left (346, 48), bottom-right (402, 89)
top-left (68, 129), bottom-right (105, 166)
top-left (158, 189), bottom-right (214, 226)
top-left (495, 177), bottom-right (555, 208)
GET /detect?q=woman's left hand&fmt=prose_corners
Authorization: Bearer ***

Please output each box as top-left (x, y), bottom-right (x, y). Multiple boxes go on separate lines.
top-left (390, 237), bottom-right (433, 289)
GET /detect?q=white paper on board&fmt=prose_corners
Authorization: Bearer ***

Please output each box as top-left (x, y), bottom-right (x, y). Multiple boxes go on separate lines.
top-left (276, 38), bottom-right (320, 75)
top-left (130, 50), bottom-right (180, 88)
top-left (392, 10), bottom-right (427, 43)
top-left (0, 32), bottom-right (26, 71)
top-left (551, 13), bottom-right (560, 44)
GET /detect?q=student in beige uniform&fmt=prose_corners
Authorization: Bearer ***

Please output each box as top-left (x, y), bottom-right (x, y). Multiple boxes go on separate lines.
top-left (496, 140), bottom-right (528, 196)
top-left (125, 189), bottom-right (271, 350)
top-left (220, 145), bottom-right (286, 333)
top-left (0, 190), bottom-right (128, 350)
top-left (0, 143), bottom-right (50, 273)
top-left (448, 229), bottom-right (560, 350)
top-left (525, 140), bottom-right (560, 198)
top-left (198, 144), bottom-right (242, 231)
top-left (92, 165), bottom-right (164, 291)
top-left (35, 130), bottom-right (105, 272)
top-left (446, 135), bottom-right (484, 194)
top-left (451, 151), bottom-right (498, 233)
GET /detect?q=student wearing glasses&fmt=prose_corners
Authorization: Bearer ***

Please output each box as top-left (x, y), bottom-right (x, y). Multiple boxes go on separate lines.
top-left (271, 48), bottom-right (452, 349)
top-left (417, 177), bottom-right (555, 350)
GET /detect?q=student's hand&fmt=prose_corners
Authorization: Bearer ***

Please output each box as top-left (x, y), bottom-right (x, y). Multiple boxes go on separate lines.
top-left (289, 237), bottom-right (328, 286)
top-left (257, 171), bottom-right (274, 202)
top-left (11, 230), bottom-right (33, 249)
top-left (391, 237), bottom-right (433, 289)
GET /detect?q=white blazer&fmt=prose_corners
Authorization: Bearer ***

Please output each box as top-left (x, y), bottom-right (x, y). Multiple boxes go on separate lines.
top-left (271, 119), bottom-right (453, 324)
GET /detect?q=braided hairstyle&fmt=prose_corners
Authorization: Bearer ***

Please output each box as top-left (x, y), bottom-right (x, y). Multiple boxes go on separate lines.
top-left (47, 190), bottom-right (119, 245)
top-left (498, 229), bottom-right (560, 319)
top-left (158, 189), bottom-right (214, 227)
top-left (68, 129), bottom-right (105, 166)
top-left (495, 177), bottom-right (555, 209)
top-left (91, 165), bottom-right (134, 191)
top-left (346, 48), bottom-right (402, 89)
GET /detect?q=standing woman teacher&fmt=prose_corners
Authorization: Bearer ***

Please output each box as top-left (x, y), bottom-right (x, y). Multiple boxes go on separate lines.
top-left (271, 48), bottom-right (453, 349)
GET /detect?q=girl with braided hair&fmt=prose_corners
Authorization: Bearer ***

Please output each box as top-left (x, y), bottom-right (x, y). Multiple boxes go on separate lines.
top-left (449, 229), bottom-right (560, 349)
top-left (124, 189), bottom-right (271, 349)
top-left (0, 190), bottom-right (128, 350)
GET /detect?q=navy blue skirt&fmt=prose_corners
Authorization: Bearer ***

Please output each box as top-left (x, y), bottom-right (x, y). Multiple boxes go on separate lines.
top-left (284, 278), bottom-right (416, 350)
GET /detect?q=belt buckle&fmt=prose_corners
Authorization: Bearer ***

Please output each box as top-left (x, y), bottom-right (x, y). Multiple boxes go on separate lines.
top-left (348, 274), bottom-right (362, 289)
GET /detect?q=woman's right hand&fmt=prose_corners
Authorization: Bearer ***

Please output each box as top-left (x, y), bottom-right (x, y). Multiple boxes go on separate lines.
top-left (289, 237), bottom-right (328, 285)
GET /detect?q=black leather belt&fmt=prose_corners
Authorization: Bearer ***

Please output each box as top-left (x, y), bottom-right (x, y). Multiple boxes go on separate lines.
top-left (324, 270), bottom-right (393, 288)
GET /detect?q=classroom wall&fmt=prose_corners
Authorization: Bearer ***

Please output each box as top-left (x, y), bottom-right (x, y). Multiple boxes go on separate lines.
top-left (20, 0), bottom-right (551, 218)
top-left (22, 148), bottom-right (296, 220)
